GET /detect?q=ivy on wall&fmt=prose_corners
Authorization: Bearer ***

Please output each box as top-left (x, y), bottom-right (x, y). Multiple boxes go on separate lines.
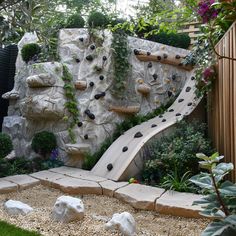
top-left (62, 65), bottom-right (79, 143)
top-left (111, 30), bottom-right (131, 98)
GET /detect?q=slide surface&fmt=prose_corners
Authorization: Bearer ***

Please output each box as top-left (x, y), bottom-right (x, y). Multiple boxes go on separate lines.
top-left (91, 71), bottom-right (201, 181)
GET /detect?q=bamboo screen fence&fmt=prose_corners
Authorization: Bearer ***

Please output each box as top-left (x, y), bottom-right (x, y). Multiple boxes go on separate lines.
top-left (208, 21), bottom-right (236, 181)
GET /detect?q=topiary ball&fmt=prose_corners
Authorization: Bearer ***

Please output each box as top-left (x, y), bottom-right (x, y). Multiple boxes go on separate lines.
top-left (31, 131), bottom-right (57, 157)
top-left (88, 12), bottom-right (109, 28)
top-left (65, 14), bottom-right (85, 28)
top-left (0, 133), bottom-right (13, 159)
top-left (21, 43), bottom-right (41, 63)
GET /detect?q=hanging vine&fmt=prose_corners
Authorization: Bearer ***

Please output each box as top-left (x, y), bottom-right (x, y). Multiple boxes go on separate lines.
top-left (111, 30), bottom-right (131, 98)
top-left (62, 65), bottom-right (79, 143)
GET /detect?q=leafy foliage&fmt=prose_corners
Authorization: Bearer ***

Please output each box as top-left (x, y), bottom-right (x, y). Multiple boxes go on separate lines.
top-left (62, 65), bottom-right (80, 143)
top-left (88, 11), bottom-right (109, 28)
top-left (142, 120), bottom-right (214, 191)
top-left (190, 153), bottom-right (236, 236)
top-left (0, 133), bottom-right (13, 159)
top-left (65, 14), bottom-right (85, 28)
top-left (111, 30), bottom-right (131, 97)
top-left (21, 43), bottom-right (41, 63)
top-left (31, 131), bottom-right (57, 157)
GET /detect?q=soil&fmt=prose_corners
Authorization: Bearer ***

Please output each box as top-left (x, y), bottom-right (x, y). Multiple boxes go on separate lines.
top-left (0, 185), bottom-right (209, 236)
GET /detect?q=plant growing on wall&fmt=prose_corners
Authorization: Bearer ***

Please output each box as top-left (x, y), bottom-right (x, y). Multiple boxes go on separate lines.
top-left (111, 29), bottom-right (131, 98)
top-left (62, 65), bottom-right (80, 143)
top-left (190, 152), bottom-right (236, 236)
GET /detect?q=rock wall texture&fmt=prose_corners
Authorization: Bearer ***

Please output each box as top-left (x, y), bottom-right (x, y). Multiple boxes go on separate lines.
top-left (2, 29), bottom-right (192, 166)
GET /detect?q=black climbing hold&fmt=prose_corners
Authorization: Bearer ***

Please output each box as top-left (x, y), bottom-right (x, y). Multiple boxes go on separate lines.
top-left (168, 91), bottom-right (173, 97)
top-left (86, 55), bottom-right (93, 61)
top-left (99, 75), bottom-right (104, 80)
top-left (134, 49), bottom-right (140, 55)
top-left (169, 109), bottom-right (174, 112)
top-left (122, 146), bottom-right (128, 152)
top-left (89, 81), bottom-right (94, 87)
top-left (77, 122), bottom-right (83, 127)
top-left (79, 38), bottom-right (84, 42)
top-left (134, 132), bottom-right (143, 138)
top-left (147, 52), bottom-right (151, 56)
top-left (95, 67), bottom-right (102, 72)
top-left (151, 124), bottom-right (157, 128)
top-left (178, 63), bottom-right (183, 67)
top-left (162, 119), bottom-right (166, 122)
top-left (178, 98), bottom-right (184, 103)
top-left (176, 55), bottom-right (181, 59)
top-left (172, 74), bottom-right (176, 81)
top-left (159, 115), bottom-right (163, 118)
top-left (94, 92), bottom-right (106, 100)
top-left (147, 62), bottom-right (152, 68)
top-left (186, 87), bottom-right (191, 92)
top-left (153, 74), bottom-right (158, 80)
top-left (75, 58), bottom-right (80, 63)
top-left (187, 102), bottom-right (192, 106)
top-left (163, 53), bottom-right (168, 59)
top-left (85, 109), bottom-right (95, 120)
top-left (103, 56), bottom-right (107, 61)
top-left (191, 76), bottom-right (195, 80)
top-left (157, 56), bottom-right (162, 60)
top-left (84, 134), bottom-right (88, 139)
top-left (107, 163), bottom-right (113, 171)
top-left (176, 113), bottom-right (181, 116)
top-left (90, 44), bottom-right (96, 50)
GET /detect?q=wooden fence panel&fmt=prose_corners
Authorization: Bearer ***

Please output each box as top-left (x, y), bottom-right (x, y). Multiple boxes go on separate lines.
top-left (209, 22), bottom-right (236, 181)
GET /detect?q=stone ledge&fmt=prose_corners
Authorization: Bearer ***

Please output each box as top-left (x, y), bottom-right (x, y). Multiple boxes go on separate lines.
top-left (0, 180), bottom-right (18, 193)
top-left (4, 174), bottom-right (40, 190)
top-left (100, 180), bottom-right (129, 197)
top-left (51, 176), bottom-right (102, 195)
top-left (114, 184), bottom-right (165, 210)
top-left (155, 190), bottom-right (203, 218)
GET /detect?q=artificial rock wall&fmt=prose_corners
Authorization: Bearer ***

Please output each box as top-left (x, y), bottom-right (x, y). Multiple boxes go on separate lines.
top-left (2, 29), bottom-right (191, 166)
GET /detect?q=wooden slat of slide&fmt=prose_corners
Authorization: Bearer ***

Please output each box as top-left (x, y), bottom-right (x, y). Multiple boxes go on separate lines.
top-left (233, 25), bottom-right (236, 180)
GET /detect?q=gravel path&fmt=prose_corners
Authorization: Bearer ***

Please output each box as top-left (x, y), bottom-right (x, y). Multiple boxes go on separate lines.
top-left (0, 185), bottom-right (209, 236)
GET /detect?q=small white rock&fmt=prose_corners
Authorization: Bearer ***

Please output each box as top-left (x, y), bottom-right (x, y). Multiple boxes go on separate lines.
top-left (52, 195), bottom-right (84, 223)
top-left (105, 212), bottom-right (136, 236)
top-left (4, 200), bottom-right (33, 215)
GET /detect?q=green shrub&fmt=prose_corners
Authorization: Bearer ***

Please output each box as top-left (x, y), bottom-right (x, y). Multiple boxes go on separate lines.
top-left (31, 131), bottom-right (57, 157)
top-left (88, 11), bottom-right (109, 28)
top-left (21, 43), bottom-right (41, 63)
top-left (146, 32), bottom-right (191, 49)
top-left (65, 14), bottom-right (85, 28)
top-left (0, 133), bottom-right (13, 159)
top-left (142, 120), bottom-right (214, 188)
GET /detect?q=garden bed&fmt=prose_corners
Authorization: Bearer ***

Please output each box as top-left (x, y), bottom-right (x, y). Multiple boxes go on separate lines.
top-left (0, 185), bottom-right (209, 236)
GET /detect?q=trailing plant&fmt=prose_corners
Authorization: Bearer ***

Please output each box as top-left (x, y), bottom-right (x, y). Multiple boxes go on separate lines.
top-left (31, 131), bottom-right (57, 158)
top-left (82, 101), bottom-right (173, 170)
top-left (65, 14), bottom-right (85, 28)
top-left (62, 65), bottom-right (80, 143)
top-left (190, 152), bottom-right (236, 236)
top-left (21, 43), bottom-right (41, 63)
top-left (0, 133), bottom-right (13, 159)
top-left (88, 11), bottom-right (109, 28)
top-left (111, 30), bottom-right (131, 98)
top-left (142, 120), bottom-right (214, 189)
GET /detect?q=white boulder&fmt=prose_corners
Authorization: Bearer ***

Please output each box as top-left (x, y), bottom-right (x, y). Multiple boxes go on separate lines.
top-left (52, 196), bottom-right (85, 223)
top-left (4, 200), bottom-right (33, 215)
top-left (105, 212), bottom-right (136, 236)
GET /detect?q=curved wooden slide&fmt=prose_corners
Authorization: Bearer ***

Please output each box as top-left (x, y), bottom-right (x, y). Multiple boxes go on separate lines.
top-left (91, 71), bottom-right (201, 181)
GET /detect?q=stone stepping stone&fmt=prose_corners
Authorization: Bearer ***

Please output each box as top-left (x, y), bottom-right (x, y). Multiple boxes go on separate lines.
top-left (51, 177), bottom-right (102, 195)
top-left (0, 180), bottom-right (18, 193)
top-left (155, 190), bottom-right (203, 218)
top-left (100, 180), bottom-right (128, 197)
top-left (30, 170), bottom-right (65, 186)
top-left (114, 184), bottom-right (165, 210)
top-left (4, 175), bottom-right (40, 190)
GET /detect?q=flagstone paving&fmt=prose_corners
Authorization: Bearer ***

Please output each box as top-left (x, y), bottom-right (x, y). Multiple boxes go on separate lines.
top-left (0, 166), bottom-right (203, 218)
